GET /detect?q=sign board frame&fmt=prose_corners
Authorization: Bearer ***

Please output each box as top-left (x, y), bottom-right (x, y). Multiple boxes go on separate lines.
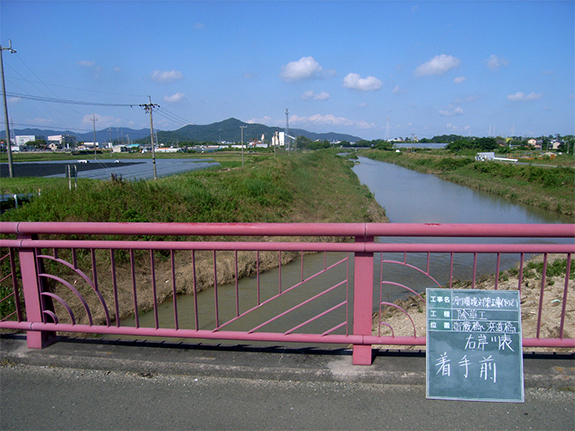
top-left (426, 288), bottom-right (524, 403)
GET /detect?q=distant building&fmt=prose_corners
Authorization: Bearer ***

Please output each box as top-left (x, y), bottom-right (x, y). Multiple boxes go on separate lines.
top-left (476, 152), bottom-right (495, 161)
top-left (48, 134), bottom-right (76, 149)
top-left (271, 131), bottom-right (285, 147)
top-left (112, 145), bottom-right (128, 153)
top-left (15, 135), bottom-right (36, 146)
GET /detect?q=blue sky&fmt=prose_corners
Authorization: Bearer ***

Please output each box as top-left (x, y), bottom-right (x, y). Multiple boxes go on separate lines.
top-left (1, 0), bottom-right (573, 141)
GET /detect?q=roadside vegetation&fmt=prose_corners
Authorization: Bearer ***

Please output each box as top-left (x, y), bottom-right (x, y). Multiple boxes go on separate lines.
top-left (360, 148), bottom-right (575, 218)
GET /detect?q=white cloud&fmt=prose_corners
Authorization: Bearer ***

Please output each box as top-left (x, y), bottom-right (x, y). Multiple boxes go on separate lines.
top-left (454, 76), bottom-right (466, 84)
top-left (391, 85), bottom-right (408, 94)
top-left (27, 117), bottom-right (55, 125)
top-left (439, 107), bottom-right (464, 117)
top-left (280, 56), bottom-right (324, 82)
top-left (81, 113), bottom-right (123, 128)
top-left (446, 123), bottom-right (471, 133)
top-left (248, 116), bottom-right (275, 125)
top-left (77, 60), bottom-right (103, 78)
top-left (163, 92), bottom-right (186, 103)
top-left (77, 60), bottom-right (96, 68)
top-left (415, 54), bottom-right (460, 77)
top-left (291, 114), bottom-right (376, 129)
top-left (486, 55), bottom-right (508, 71)
top-left (507, 92), bottom-right (543, 101)
top-left (151, 70), bottom-right (184, 83)
top-left (301, 90), bottom-right (330, 101)
top-left (454, 95), bottom-right (478, 104)
top-left (343, 73), bottom-right (382, 91)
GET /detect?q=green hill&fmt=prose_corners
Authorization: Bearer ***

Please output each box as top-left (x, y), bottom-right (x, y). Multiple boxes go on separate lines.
top-left (156, 118), bottom-right (361, 145)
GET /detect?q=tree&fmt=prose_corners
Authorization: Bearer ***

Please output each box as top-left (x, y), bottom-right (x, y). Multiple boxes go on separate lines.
top-left (295, 136), bottom-right (312, 149)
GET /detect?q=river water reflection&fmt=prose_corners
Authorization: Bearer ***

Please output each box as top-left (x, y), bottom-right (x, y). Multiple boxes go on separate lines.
top-left (353, 156), bottom-right (572, 225)
top-left (115, 156), bottom-right (572, 342)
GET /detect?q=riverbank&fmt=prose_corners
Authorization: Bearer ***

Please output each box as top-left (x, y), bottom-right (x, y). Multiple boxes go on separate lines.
top-left (359, 149), bottom-right (575, 218)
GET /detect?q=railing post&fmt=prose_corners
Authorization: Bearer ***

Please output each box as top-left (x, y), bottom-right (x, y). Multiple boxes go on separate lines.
top-left (352, 235), bottom-right (375, 365)
top-left (18, 234), bottom-right (56, 348)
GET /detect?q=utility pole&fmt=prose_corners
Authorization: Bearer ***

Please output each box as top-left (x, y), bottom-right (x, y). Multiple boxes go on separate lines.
top-left (91, 114), bottom-right (98, 159)
top-left (240, 125), bottom-right (247, 167)
top-left (140, 96), bottom-right (159, 179)
top-left (1, 40), bottom-right (16, 178)
top-left (285, 108), bottom-right (290, 154)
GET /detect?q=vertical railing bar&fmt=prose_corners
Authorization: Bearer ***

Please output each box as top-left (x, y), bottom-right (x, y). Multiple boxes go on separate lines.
top-left (91, 248), bottom-right (98, 291)
top-left (346, 252), bottom-right (350, 336)
top-left (213, 250), bottom-right (219, 328)
top-left (53, 248), bottom-right (58, 260)
top-left (379, 251), bottom-right (384, 337)
top-left (171, 250), bottom-right (179, 330)
top-left (558, 253), bottom-right (571, 339)
top-left (449, 252), bottom-right (454, 289)
top-left (518, 253), bottom-right (525, 293)
top-left (426, 252), bottom-right (430, 275)
top-left (472, 253), bottom-right (478, 289)
top-left (324, 251), bottom-right (327, 271)
top-left (494, 253), bottom-right (501, 290)
top-left (300, 251), bottom-right (304, 283)
top-left (9, 248), bottom-right (23, 321)
top-left (192, 250), bottom-right (199, 331)
top-left (536, 253), bottom-right (548, 339)
top-left (278, 251), bottom-right (282, 294)
top-left (130, 249), bottom-right (139, 328)
top-left (235, 250), bottom-right (240, 317)
top-left (403, 252), bottom-right (407, 264)
top-left (110, 249), bottom-right (120, 328)
top-left (256, 250), bottom-right (261, 306)
top-left (72, 248), bottom-right (77, 269)
top-left (150, 250), bottom-right (159, 330)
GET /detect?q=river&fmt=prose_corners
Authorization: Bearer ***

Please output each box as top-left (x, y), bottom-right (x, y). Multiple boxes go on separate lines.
top-left (113, 156), bottom-right (571, 342)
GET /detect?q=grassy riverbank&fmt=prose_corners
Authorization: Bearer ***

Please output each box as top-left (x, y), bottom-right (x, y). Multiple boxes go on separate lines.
top-left (1, 150), bottom-right (386, 224)
top-left (360, 149), bottom-right (575, 218)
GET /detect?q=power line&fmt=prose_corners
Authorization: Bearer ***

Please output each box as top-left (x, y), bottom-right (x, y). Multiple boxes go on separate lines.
top-left (155, 107), bottom-right (194, 128)
top-left (5, 91), bottom-right (138, 107)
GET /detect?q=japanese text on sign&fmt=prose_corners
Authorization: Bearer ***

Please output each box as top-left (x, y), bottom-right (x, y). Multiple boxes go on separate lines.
top-left (426, 289), bottom-right (524, 402)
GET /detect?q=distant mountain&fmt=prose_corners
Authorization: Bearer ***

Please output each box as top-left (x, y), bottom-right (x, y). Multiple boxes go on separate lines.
top-left (1, 127), bottom-right (150, 144)
top-left (158, 118), bottom-right (362, 144)
top-left (4, 118), bottom-right (362, 145)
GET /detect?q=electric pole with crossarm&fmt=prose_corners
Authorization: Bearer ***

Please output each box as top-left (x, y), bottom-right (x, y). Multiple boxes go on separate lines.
top-left (140, 97), bottom-right (159, 179)
top-left (1, 40), bottom-right (16, 178)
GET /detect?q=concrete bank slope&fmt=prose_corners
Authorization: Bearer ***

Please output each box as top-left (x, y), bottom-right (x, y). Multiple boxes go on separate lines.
top-left (1, 334), bottom-right (573, 387)
top-left (1, 335), bottom-right (574, 431)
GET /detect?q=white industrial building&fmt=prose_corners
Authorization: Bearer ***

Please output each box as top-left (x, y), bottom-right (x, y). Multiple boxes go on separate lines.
top-left (48, 134), bottom-right (77, 149)
top-left (15, 135), bottom-right (36, 146)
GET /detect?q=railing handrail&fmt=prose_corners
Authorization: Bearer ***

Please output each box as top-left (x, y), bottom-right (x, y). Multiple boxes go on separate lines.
top-left (2, 221), bottom-right (574, 238)
top-left (2, 238), bottom-right (574, 255)
top-left (1, 221), bottom-right (574, 365)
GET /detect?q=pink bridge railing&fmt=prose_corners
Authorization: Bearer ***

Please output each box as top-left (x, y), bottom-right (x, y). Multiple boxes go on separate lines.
top-left (1, 222), bottom-right (574, 365)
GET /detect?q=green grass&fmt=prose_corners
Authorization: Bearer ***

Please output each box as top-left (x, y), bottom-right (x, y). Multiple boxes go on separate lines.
top-left (1, 150), bottom-right (386, 225)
